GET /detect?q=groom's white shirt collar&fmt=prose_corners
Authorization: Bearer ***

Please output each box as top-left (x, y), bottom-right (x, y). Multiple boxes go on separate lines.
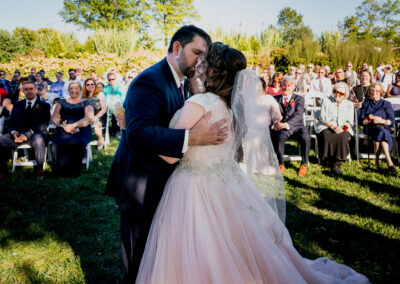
top-left (166, 58), bottom-right (185, 88)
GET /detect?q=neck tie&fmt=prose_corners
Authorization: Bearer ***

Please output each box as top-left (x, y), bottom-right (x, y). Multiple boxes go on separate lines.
top-left (319, 78), bottom-right (323, 92)
top-left (284, 97), bottom-right (288, 108)
top-left (27, 101), bottom-right (32, 111)
top-left (179, 83), bottom-right (185, 101)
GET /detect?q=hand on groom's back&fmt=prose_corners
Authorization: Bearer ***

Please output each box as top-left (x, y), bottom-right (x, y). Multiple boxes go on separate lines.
top-left (189, 112), bottom-right (228, 146)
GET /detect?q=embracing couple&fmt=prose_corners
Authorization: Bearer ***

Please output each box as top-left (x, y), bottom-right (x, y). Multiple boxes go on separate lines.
top-left (105, 26), bottom-right (369, 284)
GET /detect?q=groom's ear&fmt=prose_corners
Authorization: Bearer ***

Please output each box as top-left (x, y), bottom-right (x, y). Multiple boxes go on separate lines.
top-left (172, 41), bottom-right (182, 56)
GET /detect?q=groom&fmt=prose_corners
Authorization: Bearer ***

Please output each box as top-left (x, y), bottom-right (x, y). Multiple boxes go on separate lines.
top-left (105, 25), bottom-right (227, 282)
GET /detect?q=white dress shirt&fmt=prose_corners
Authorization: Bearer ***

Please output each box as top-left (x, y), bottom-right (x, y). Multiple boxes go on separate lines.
top-left (166, 58), bottom-right (189, 153)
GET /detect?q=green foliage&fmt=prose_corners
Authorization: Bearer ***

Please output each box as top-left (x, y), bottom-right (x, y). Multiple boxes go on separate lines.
top-left (59, 0), bottom-right (150, 31)
top-left (46, 33), bottom-right (66, 57)
top-left (340, 0), bottom-right (400, 42)
top-left (249, 35), bottom-right (260, 54)
top-left (90, 27), bottom-right (138, 57)
top-left (327, 40), bottom-right (395, 69)
top-left (153, 0), bottom-right (199, 47)
top-left (260, 26), bottom-right (282, 49)
top-left (13, 27), bottom-right (37, 55)
top-left (0, 30), bottom-right (23, 63)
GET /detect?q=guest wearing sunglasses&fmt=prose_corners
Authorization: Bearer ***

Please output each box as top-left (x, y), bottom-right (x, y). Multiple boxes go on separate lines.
top-left (315, 82), bottom-right (354, 174)
top-left (82, 78), bottom-right (107, 149)
top-left (103, 72), bottom-right (126, 138)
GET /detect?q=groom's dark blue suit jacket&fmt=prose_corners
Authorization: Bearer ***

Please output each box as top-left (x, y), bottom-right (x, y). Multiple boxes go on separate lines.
top-left (105, 58), bottom-right (187, 212)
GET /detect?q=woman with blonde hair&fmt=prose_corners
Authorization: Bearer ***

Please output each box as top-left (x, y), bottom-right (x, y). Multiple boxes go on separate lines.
top-left (359, 82), bottom-right (396, 172)
top-left (266, 72), bottom-right (283, 96)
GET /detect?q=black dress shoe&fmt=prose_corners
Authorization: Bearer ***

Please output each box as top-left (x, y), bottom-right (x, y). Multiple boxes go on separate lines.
top-left (388, 165), bottom-right (396, 173)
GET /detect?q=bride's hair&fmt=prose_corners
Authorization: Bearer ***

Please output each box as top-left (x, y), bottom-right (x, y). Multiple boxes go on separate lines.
top-left (204, 42), bottom-right (247, 107)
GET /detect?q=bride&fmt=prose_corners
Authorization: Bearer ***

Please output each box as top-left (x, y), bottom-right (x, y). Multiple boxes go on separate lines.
top-left (136, 42), bottom-right (369, 284)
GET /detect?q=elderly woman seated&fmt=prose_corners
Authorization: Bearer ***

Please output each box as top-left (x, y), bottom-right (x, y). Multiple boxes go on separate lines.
top-left (359, 82), bottom-right (396, 172)
top-left (315, 82), bottom-right (354, 174)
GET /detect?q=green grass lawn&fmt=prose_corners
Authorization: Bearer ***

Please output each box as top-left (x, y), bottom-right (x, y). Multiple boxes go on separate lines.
top-left (0, 140), bottom-right (399, 283)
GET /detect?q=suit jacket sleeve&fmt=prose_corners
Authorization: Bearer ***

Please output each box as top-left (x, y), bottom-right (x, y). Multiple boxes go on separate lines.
top-left (23, 102), bottom-right (51, 139)
top-left (7, 104), bottom-right (18, 134)
top-left (285, 95), bottom-right (305, 128)
top-left (125, 76), bottom-right (185, 158)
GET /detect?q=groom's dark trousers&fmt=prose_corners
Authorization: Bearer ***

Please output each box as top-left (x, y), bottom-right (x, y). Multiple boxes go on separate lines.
top-left (105, 58), bottom-right (189, 283)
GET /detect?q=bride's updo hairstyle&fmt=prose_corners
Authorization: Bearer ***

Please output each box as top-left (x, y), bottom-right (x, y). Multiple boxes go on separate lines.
top-left (204, 42), bottom-right (247, 107)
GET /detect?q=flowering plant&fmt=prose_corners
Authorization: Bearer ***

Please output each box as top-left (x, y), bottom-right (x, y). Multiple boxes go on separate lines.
top-left (289, 98), bottom-right (295, 108)
top-left (367, 114), bottom-right (374, 122)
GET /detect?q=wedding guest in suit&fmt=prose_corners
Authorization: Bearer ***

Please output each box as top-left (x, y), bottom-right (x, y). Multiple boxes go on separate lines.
top-left (105, 25), bottom-right (228, 283)
top-left (0, 81), bottom-right (50, 180)
top-left (316, 82), bottom-right (354, 174)
top-left (359, 82), bottom-right (396, 172)
top-left (271, 76), bottom-right (311, 177)
top-left (51, 82), bottom-right (93, 176)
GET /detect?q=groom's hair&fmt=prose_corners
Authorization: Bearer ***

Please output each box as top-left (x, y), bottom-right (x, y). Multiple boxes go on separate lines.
top-left (168, 25), bottom-right (211, 53)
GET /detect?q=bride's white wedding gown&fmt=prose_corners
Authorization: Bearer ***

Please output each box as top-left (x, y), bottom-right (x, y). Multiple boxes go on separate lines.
top-left (136, 93), bottom-right (369, 284)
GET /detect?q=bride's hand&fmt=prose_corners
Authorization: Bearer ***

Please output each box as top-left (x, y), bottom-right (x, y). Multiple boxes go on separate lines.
top-left (189, 112), bottom-right (228, 146)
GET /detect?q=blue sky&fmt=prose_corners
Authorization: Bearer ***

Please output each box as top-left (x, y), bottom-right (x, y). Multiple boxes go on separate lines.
top-left (0, 0), bottom-right (362, 43)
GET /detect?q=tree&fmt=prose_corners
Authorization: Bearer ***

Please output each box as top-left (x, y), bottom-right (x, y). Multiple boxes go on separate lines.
top-left (47, 33), bottom-right (67, 57)
top-left (153, 0), bottom-right (199, 47)
top-left (0, 30), bottom-right (23, 62)
top-left (13, 27), bottom-right (37, 55)
top-left (276, 7), bottom-right (313, 43)
top-left (340, 0), bottom-right (400, 42)
top-left (277, 7), bottom-right (303, 32)
top-left (59, 0), bottom-right (150, 31)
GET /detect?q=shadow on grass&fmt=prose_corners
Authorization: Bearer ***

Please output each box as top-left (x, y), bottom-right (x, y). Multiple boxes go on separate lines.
top-left (285, 200), bottom-right (400, 284)
top-left (286, 176), bottom-right (400, 227)
top-left (0, 146), bottom-right (123, 283)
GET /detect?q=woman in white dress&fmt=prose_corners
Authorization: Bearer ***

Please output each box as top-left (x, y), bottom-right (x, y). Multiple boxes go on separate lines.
top-left (136, 42), bottom-right (369, 284)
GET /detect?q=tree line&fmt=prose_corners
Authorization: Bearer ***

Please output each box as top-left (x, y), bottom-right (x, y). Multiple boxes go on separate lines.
top-left (1, 0), bottom-right (399, 70)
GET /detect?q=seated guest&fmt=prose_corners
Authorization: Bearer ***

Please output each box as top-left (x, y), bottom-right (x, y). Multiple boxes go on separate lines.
top-left (316, 82), bottom-right (354, 174)
top-left (344, 61), bottom-right (358, 88)
top-left (62, 69), bottom-right (84, 98)
top-left (96, 82), bottom-right (105, 92)
top-left (387, 72), bottom-right (400, 98)
top-left (103, 72), bottom-right (126, 137)
top-left (294, 69), bottom-right (306, 95)
top-left (49, 72), bottom-right (65, 97)
top-left (359, 82), bottom-right (396, 172)
top-left (51, 82), bottom-right (93, 176)
top-left (350, 69), bottom-right (372, 109)
top-left (0, 70), bottom-right (10, 93)
top-left (0, 87), bottom-right (7, 106)
top-left (82, 78), bottom-right (107, 149)
top-left (28, 67), bottom-right (37, 82)
top-left (125, 68), bottom-right (138, 89)
top-left (34, 73), bottom-right (48, 95)
top-left (0, 82), bottom-right (50, 180)
top-left (271, 77), bottom-right (311, 177)
top-left (310, 67), bottom-right (332, 98)
top-left (9, 72), bottom-right (20, 94)
top-left (334, 68), bottom-right (349, 86)
top-left (39, 70), bottom-right (53, 86)
top-left (266, 72), bottom-right (283, 96)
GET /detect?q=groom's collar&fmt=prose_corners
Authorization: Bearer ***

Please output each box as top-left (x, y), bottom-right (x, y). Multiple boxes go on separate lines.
top-left (166, 57), bottom-right (185, 88)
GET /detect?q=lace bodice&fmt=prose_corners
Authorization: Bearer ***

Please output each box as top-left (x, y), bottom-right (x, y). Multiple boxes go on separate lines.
top-left (169, 93), bottom-right (236, 169)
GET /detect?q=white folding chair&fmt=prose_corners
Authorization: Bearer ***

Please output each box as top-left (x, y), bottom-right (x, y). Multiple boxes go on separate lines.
top-left (82, 143), bottom-right (93, 170)
top-left (12, 144), bottom-right (47, 172)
